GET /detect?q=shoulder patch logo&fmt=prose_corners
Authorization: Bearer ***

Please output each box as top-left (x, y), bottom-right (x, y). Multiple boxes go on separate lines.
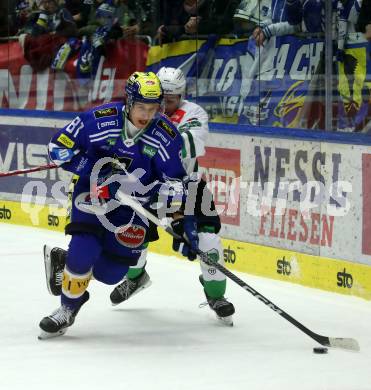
top-left (170, 109), bottom-right (186, 124)
top-left (93, 107), bottom-right (118, 119)
top-left (57, 133), bottom-right (75, 148)
top-left (142, 144), bottom-right (158, 158)
top-left (158, 119), bottom-right (177, 139)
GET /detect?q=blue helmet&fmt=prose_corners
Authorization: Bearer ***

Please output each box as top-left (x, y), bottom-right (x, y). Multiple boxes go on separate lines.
top-left (125, 71), bottom-right (163, 112)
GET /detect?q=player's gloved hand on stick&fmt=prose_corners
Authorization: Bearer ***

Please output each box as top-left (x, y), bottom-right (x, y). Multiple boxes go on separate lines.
top-left (171, 214), bottom-right (199, 261)
top-left (91, 165), bottom-right (121, 202)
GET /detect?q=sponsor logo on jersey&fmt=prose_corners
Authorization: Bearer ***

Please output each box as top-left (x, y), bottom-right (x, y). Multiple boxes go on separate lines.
top-left (115, 225), bottom-right (146, 248)
top-left (153, 130), bottom-right (170, 146)
top-left (0, 205), bottom-right (12, 220)
top-left (57, 133), bottom-right (75, 148)
top-left (142, 144), bottom-right (157, 158)
top-left (93, 107), bottom-right (118, 119)
top-left (158, 119), bottom-right (177, 139)
top-left (206, 248), bottom-right (219, 274)
top-left (170, 109), bottom-right (186, 124)
top-left (76, 156), bottom-right (90, 173)
top-left (51, 148), bottom-right (74, 162)
top-left (98, 120), bottom-right (118, 129)
top-left (107, 138), bottom-right (117, 146)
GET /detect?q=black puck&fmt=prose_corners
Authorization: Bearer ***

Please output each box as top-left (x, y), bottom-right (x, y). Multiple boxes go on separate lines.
top-left (313, 347), bottom-right (328, 354)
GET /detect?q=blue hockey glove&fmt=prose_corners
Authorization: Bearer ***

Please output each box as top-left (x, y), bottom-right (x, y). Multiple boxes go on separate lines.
top-left (171, 215), bottom-right (199, 261)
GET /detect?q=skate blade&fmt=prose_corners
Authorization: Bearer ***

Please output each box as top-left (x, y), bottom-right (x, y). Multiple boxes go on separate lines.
top-left (111, 280), bottom-right (152, 306)
top-left (216, 315), bottom-right (233, 327)
top-left (43, 245), bottom-right (53, 296)
top-left (38, 328), bottom-right (67, 340)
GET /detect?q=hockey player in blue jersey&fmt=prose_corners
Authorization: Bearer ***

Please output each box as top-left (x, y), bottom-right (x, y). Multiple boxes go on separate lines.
top-left (43, 68), bottom-right (236, 327)
top-left (39, 71), bottom-right (199, 339)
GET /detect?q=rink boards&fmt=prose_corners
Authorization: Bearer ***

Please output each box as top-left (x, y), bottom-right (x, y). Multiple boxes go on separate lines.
top-left (1, 198), bottom-right (371, 300)
top-left (1, 111), bottom-right (371, 300)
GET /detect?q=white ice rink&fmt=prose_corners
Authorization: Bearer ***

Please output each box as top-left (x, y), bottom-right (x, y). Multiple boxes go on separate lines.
top-left (0, 224), bottom-right (370, 390)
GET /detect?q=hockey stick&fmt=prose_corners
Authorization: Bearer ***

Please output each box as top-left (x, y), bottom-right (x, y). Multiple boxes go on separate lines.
top-left (117, 190), bottom-right (360, 352)
top-left (0, 163), bottom-right (58, 178)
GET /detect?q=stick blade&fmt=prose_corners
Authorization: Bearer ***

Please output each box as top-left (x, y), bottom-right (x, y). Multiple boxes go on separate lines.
top-left (328, 337), bottom-right (360, 352)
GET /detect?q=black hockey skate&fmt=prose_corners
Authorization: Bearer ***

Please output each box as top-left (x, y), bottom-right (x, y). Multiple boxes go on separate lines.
top-left (38, 291), bottom-right (90, 340)
top-left (110, 270), bottom-right (152, 305)
top-left (43, 245), bottom-right (66, 296)
top-left (199, 275), bottom-right (235, 326)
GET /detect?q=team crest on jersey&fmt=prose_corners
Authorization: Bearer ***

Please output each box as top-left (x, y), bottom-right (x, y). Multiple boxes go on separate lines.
top-left (111, 155), bottom-right (133, 172)
top-left (115, 225), bottom-right (146, 248)
top-left (157, 119), bottom-right (177, 139)
top-left (178, 118), bottom-right (201, 133)
top-left (93, 107), bottom-right (118, 119)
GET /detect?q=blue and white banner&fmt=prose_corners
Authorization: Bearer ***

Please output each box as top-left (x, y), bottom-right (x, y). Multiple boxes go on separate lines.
top-left (146, 35), bottom-right (371, 131)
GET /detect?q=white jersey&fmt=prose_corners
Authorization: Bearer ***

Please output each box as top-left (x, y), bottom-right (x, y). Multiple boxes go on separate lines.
top-left (168, 99), bottom-right (209, 175)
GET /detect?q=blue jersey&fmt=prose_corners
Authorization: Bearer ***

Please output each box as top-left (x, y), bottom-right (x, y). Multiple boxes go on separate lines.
top-left (49, 101), bottom-right (187, 198)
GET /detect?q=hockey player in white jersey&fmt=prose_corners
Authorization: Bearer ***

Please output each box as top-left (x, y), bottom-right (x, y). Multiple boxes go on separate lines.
top-left (44, 67), bottom-right (235, 325)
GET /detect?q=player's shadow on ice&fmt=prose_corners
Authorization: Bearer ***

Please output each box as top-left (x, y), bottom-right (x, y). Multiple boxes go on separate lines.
top-left (55, 307), bottom-right (231, 346)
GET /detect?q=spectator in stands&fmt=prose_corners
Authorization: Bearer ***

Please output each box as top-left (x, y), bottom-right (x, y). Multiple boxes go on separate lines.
top-left (77, 0), bottom-right (123, 80)
top-left (64, 0), bottom-right (92, 29)
top-left (357, 0), bottom-right (371, 41)
top-left (156, 0), bottom-right (189, 43)
top-left (9, 0), bottom-right (33, 35)
top-left (115, 0), bottom-right (140, 39)
top-left (251, 0), bottom-right (299, 47)
top-left (114, 0), bottom-right (158, 38)
top-left (233, 0), bottom-right (271, 36)
top-left (24, 0), bottom-right (77, 37)
top-left (183, 0), bottom-right (240, 36)
top-left (134, 0), bottom-right (158, 38)
top-left (19, 0), bottom-right (77, 71)
top-left (157, 0), bottom-right (240, 44)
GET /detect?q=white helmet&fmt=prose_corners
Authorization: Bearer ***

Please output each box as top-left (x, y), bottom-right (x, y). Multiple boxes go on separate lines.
top-left (156, 67), bottom-right (186, 100)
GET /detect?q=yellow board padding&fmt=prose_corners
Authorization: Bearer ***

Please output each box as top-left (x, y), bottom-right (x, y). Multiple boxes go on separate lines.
top-left (62, 268), bottom-right (92, 299)
top-left (2, 199), bottom-right (371, 300)
top-left (0, 199), bottom-right (66, 232)
top-left (148, 232), bottom-right (371, 301)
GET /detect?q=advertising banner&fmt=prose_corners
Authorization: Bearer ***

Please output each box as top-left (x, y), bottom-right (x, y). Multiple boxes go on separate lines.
top-left (203, 131), bottom-right (371, 266)
top-left (146, 36), bottom-right (371, 131)
top-left (0, 123), bottom-right (71, 205)
top-left (1, 118), bottom-right (371, 266)
top-left (198, 146), bottom-right (241, 226)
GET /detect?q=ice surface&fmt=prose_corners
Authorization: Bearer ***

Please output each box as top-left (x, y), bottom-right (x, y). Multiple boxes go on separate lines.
top-left (0, 224), bottom-right (370, 390)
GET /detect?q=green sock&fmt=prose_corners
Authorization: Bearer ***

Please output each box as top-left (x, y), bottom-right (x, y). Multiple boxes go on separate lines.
top-left (127, 266), bottom-right (144, 280)
top-left (203, 280), bottom-right (226, 299)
